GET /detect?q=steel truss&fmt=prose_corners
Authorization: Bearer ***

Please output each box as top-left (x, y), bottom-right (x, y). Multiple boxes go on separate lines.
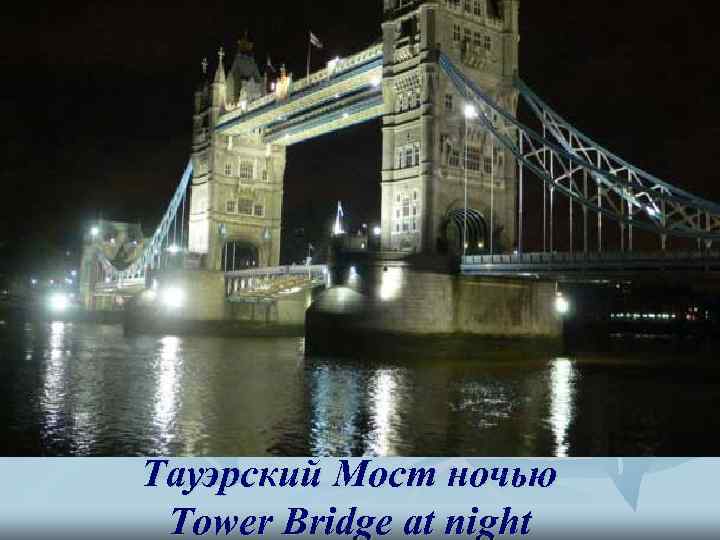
top-left (96, 161), bottom-right (193, 286)
top-left (439, 54), bottom-right (720, 253)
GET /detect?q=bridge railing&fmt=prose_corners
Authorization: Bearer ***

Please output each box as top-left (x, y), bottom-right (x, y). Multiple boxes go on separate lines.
top-left (225, 265), bottom-right (329, 298)
top-left (461, 251), bottom-right (720, 274)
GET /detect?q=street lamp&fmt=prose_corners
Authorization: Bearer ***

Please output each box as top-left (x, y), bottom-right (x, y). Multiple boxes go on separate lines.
top-left (463, 104), bottom-right (478, 256)
top-left (90, 226), bottom-right (100, 238)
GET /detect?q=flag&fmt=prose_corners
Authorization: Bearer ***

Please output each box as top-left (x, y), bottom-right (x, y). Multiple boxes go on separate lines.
top-left (310, 31), bottom-right (324, 49)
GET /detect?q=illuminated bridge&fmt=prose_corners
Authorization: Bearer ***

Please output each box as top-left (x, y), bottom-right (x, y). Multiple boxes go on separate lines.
top-left (78, 1), bottom-right (720, 330)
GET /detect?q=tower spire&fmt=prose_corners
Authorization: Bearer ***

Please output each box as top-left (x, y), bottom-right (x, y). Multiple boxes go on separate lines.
top-left (238, 30), bottom-right (254, 54)
top-left (214, 47), bottom-right (226, 84)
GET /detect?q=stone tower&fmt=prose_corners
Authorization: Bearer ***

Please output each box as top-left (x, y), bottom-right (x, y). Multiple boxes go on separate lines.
top-left (189, 37), bottom-right (286, 271)
top-left (381, 0), bottom-right (520, 255)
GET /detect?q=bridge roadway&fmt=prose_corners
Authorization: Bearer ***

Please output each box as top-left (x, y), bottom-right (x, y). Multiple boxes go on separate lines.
top-left (95, 251), bottom-right (720, 297)
top-left (461, 251), bottom-right (720, 281)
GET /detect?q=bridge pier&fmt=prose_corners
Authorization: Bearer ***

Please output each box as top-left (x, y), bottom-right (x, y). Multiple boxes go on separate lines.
top-left (305, 253), bottom-right (562, 357)
top-left (123, 269), bottom-right (313, 337)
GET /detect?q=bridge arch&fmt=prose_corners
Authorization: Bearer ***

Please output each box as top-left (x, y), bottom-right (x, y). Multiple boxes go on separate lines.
top-left (221, 240), bottom-right (259, 272)
top-left (440, 208), bottom-right (488, 256)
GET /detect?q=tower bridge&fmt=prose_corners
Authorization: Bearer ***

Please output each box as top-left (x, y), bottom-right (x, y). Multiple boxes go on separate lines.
top-left (80, 1), bottom-right (720, 342)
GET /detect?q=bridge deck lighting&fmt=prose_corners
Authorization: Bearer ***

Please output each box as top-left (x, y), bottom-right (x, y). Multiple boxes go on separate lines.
top-left (554, 293), bottom-right (570, 316)
top-left (373, 226), bottom-right (382, 236)
top-left (464, 104), bottom-right (478, 119)
top-left (161, 286), bottom-right (185, 309)
top-left (48, 292), bottom-right (70, 313)
top-left (167, 245), bottom-right (181, 254)
top-left (90, 226), bottom-right (100, 238)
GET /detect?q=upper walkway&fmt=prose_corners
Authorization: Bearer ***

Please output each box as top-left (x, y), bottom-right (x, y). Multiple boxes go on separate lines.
top-left (216, 44), bottom-right (383, 145)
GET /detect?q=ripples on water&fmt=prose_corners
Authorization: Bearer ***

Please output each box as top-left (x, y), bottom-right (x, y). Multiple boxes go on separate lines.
top-left (0, 320), bottom-right (718, 456)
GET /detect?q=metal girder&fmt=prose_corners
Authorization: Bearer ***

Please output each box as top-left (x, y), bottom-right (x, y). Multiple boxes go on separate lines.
top-left (96, 161), bottom-right (193, 287)
top-left (515, 78), bottom-right (720, 241)
top-left (439, 53), bottom-right (720, 242)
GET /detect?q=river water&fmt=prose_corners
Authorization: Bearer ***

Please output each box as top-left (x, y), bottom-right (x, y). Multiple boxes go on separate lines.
top-left (0, 319), bottom-right (718, 456)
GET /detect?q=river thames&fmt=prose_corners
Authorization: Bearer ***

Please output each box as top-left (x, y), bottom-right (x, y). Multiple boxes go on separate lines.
top-left (0, 319), bottom-right (718, 456)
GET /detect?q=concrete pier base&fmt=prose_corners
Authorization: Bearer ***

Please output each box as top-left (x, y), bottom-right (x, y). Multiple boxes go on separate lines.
top-left (306, 257), bottom-right (562, 357)
top-left (123, 269), bottom-right (312, 337)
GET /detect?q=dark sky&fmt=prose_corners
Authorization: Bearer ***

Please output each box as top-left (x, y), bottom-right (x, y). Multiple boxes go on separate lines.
top-left (2, 1), bottom-right (719, 269)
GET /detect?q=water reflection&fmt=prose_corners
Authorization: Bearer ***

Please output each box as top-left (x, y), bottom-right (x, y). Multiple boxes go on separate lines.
top-left (41, 322), bottom-right (67, 442)
top-left (1, 323), bottom-right (718, 456)
top-left (309, 365), bottom-right (362, 455)
top-left (549, 358), bottom-right (576, 457)
top-left (153, 336), bottom-right (183, 453)
top-left (366, 369), bottom-right (400, 456)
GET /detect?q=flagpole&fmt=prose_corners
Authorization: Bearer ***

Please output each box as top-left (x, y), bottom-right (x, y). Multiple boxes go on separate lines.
top-left (307, 34), bottom-right (311, 80)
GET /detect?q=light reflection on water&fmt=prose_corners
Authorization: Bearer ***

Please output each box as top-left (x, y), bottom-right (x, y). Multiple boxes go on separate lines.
top-left (549, 358), bottom-right (576, 458)
top-left (0, 321), bottom-right (718, 456)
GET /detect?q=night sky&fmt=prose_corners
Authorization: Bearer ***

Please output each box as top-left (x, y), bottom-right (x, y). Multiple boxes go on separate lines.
top-left (2, 1), bottom-right (719, 272)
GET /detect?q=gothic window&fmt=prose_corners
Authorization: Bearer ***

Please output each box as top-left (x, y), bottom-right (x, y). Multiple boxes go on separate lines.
top-left (413, 143), bottom-right (420, 166)
top-left (453, 24), bottom-right (461, 43)
top-left (484, 35), bottom-right (492, 51)
top-left (239, 160), bottom-right (254, 180)
top-left (464, 28), bottom-right (472, 46)
top-left (238, 198), bottom-right (253, 215)
top-left (484, 156), bottom-right (493, 174)
top-left (445, 94), bottom-right (453, 111)
top-left (226, 200), bottom-right (236, 214)
top-left (467, 147), bottom-right (481, 171)
top-left (225, 162), bottom-right (233, 176)
top-left (396, 148), bottom-right (405, 169)
top-left (464, 0), bottom-right (472, 13)
top-left (405, 146), bottom-right (414, 168)
top-left (447, 0), bottom-right (460, 9)
top-left (253, 204), bottom-right (264, 217)
top-left (393, 190), bottom-right (421, 235)
top-left (474, 31), bottom-right (483, 48)
top-left (473, 0), bottom-right (483, 16)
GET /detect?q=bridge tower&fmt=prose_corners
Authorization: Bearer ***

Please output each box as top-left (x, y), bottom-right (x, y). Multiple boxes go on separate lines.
top-left (381, 0), bottom-right (520, 255)
top-left (189, 37), bottom-right (285, 271)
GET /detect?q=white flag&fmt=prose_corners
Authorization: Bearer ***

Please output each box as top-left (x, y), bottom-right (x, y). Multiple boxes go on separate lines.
top-left (309, 31), bottom-right (324, 49)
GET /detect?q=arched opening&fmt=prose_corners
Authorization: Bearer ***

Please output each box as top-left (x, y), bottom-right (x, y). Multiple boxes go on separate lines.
top-left (440, 208), bottom-right (488, 256)
top-left (222, 241), bottom-right (259, 272)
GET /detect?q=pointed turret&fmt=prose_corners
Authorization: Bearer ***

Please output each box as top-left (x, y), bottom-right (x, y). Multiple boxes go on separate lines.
top-left (213, 47), bottom-right (226, 84)
top-left (226, 33), bottom-right (264, 104)
top-left (194, 57), bottom-right (209, 113)
top-left (211, 47), bottom-right (227, 113)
